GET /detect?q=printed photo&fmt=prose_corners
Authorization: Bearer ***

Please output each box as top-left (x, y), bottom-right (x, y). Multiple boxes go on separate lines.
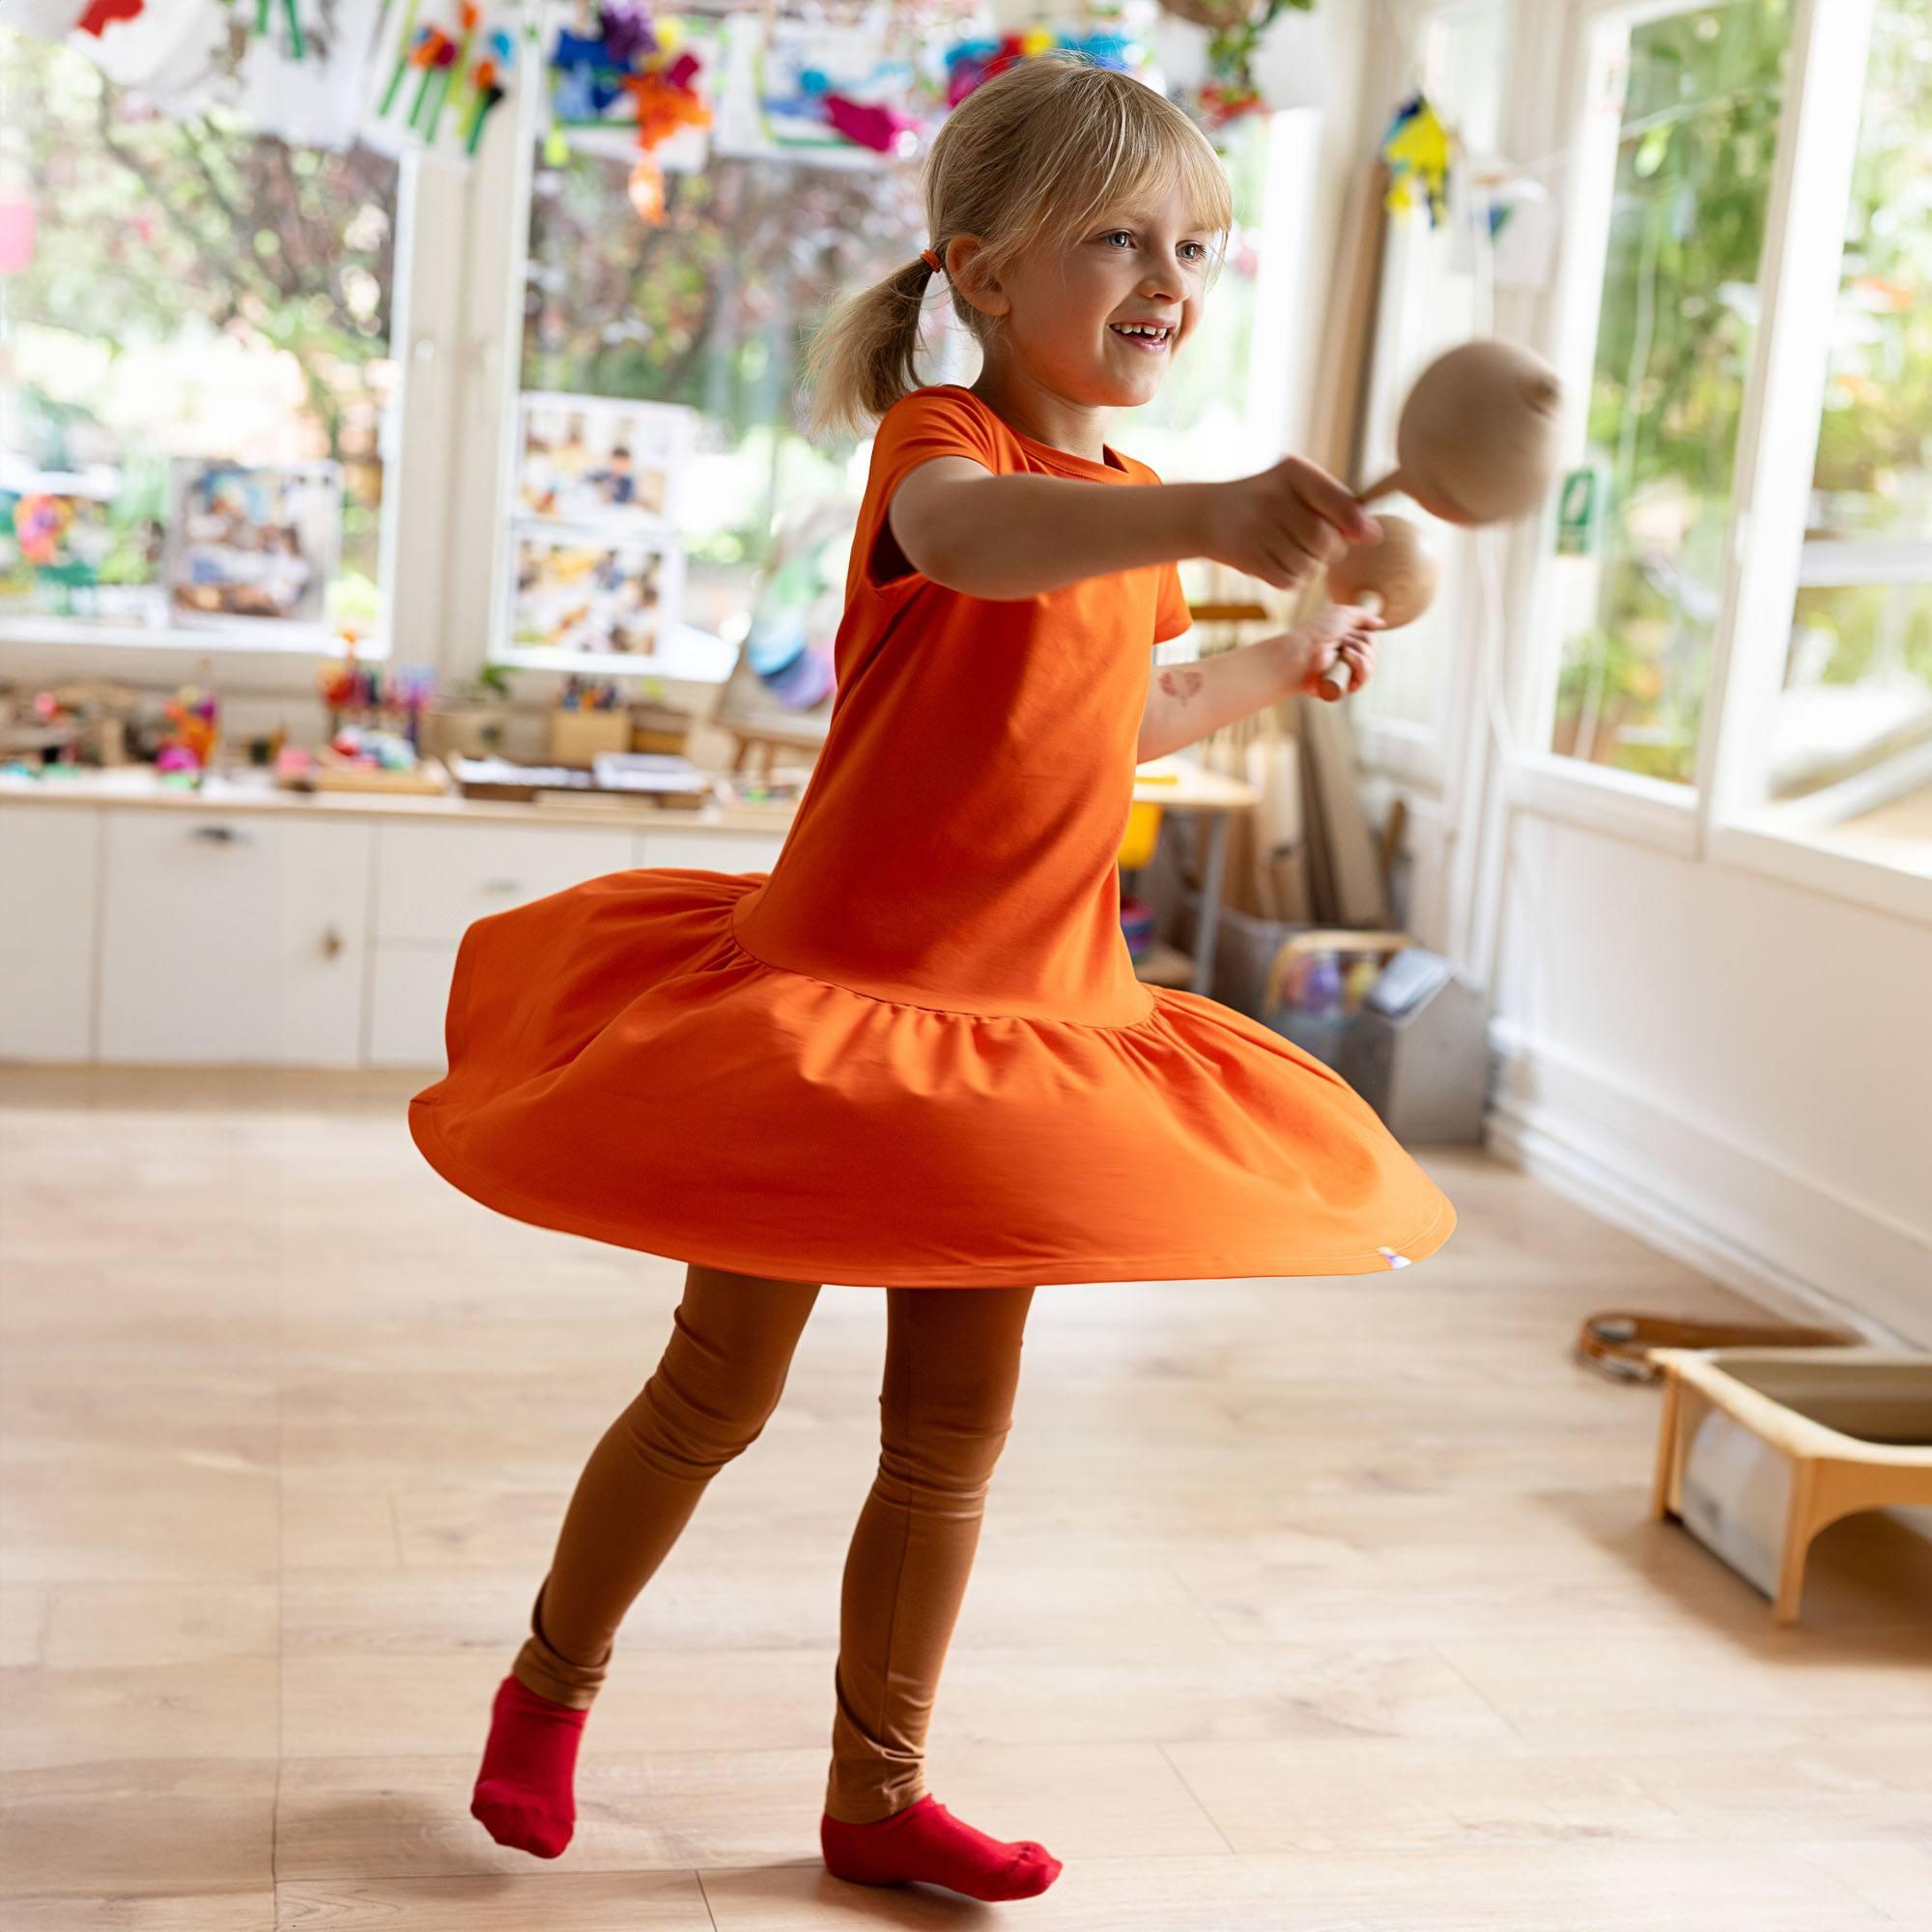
top-left (508, 526), bottom-right (684, 661)
top-left (517, 393), bottom-right (692, 532)
top-left (164, 459), bottom-right (341, 626)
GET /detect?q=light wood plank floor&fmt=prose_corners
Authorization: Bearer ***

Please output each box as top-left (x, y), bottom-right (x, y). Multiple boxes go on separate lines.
top-left (2, 1065), bottom-right (1927, 1929)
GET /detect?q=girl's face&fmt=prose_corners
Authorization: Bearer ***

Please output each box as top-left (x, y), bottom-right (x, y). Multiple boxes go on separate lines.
top-left (980, 180), bottom-right (1214, 408)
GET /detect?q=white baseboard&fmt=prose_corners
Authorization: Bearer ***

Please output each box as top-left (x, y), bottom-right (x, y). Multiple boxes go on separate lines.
top-left (1486, 1022), bottom-right (1929, 1350)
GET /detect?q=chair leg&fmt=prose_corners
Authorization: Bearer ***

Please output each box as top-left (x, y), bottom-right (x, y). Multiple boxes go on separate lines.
top-left (1774, 1459), bottom-right (1818, 1625)
top-left (1649, 1375), bottom-right (1682, 1521)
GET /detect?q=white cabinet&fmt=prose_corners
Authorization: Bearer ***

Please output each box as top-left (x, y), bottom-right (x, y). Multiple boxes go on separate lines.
top-left (635, 827), bottom-right (783, 874)
top-left (3, 796), bottom-right (791, 1068)
top-left (97, 810), bottom-right (371, 1065)
top-left (0, 804), bottom-right (99, 1062)
top-left (373, 822), bottom-right (638, 943)
top-left (367, 939), bottom-right (464, 1070)
top-left (366, 822), bottom-right (638, 1069)
top-left (364, 822), bottom-right (784, 1069)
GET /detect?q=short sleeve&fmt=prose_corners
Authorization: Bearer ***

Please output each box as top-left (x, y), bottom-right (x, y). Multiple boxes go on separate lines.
top-left (1153, 559), bottom-right (1192, 644)
top-left (861, 388), bottom-right (1003, 595)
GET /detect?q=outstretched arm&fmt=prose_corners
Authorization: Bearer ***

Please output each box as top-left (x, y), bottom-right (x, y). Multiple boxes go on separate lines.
top-left (1134, 608), bottom-right (1383, 763)
top-left (889, 455), bottom-right (1378, 602)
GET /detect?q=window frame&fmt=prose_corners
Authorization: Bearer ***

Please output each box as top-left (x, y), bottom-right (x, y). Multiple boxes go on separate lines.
top-left (1350, 0), bottom-right (1508, 801)
top-left (1692, 0), bottom-right (1932, 917)
top-left (1513, 0), bottom-right (1928, 922)
top-left (0, 95), bottom-right (465, 693)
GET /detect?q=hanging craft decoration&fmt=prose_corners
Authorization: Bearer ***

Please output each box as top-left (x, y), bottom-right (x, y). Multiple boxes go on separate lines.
top-left (1379, 90), bottom-right (1453, 226)
top-left (371, 0), bottom-right (521, 156)
top-left (750, 13), bottom-right (919, 160)
top-left (0, 0), bottom-right (138, 35)
top-left (544, 2), bottom-right (714, 223)
top-left (0, 0), bottom-right (392, 146)
top-left (1155, 0), bottom-right (1313, 132)
top-left (942, 25), bottom-right (1145, 108)
top-left (75, 0), bottom-right (143, 34)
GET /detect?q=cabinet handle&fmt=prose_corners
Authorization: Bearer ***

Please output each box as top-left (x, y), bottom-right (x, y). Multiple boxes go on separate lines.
top-left (481, 877), bottom-right (524, 894)
top-left (322, 924), bottom-right (344, 959)
top-left (190, 823), bottom-right (249, 843)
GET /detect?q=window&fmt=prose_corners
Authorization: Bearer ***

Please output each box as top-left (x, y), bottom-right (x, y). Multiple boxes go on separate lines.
top-left (1547, 0), bottom-right (1790, 785)
top-left (0, 33), bottom-right (405, 652)
top-left (502, 64), bottom-right (1287, 673)
top-left (1755, 0), bottom-right (1932, 855)
top-left (509, 125), bottom-right (944, 669)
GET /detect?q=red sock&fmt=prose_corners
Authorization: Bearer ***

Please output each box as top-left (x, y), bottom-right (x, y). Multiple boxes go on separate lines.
top-left (470, 1673), bottom-right (590, 1859)
top-left (821, 1794), bottom-right (1064, 1901)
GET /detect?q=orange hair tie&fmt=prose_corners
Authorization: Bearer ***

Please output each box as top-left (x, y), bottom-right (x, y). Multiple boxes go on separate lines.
top-left (920, 247), bottom-right (943, 274)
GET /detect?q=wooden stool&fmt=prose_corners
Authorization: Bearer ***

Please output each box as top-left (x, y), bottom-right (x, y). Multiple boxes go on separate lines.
top-left (1648, 1346), bottom-right (1932, 1623)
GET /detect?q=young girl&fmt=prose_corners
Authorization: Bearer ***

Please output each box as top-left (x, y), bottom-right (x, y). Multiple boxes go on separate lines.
top-left (410, 53), bottom-right (1455, 1907)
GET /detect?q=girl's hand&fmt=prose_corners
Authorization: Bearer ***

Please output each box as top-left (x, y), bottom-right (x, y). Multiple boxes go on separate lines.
top-left (1201, 457), bottom-right (1381, 590)
top-left (1282, 605), bottom-right (1383, 700)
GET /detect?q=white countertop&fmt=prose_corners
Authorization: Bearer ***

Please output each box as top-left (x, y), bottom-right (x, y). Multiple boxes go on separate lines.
top-left (0, 753), bottom-right (1258, 827)
top-left (0, 763), bottom-right (801, 834)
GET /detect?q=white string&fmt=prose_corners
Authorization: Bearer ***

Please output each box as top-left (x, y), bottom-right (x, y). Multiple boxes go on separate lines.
top-left (1497, 83), bottom-right (1775, 187)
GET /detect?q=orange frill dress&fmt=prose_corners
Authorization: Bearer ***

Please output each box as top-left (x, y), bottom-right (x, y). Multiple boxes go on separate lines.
top-left (409, 384), bottom-right (1456, 1287)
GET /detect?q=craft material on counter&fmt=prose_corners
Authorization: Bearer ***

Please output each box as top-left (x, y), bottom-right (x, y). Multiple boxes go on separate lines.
top-left (452, 751), bottom-right (718, 809)
top-left (275, 744), bottom-right (452, 794)
top-left (590, 752), bottom-right (713, 798)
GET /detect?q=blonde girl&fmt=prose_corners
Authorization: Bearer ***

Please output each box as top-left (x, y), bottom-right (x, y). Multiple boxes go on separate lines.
top-left (417, 51), bottom-right (1453, 1910)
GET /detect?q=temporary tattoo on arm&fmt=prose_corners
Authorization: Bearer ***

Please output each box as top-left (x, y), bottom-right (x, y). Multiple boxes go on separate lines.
top-left (1157, 668), bottom-right (1205, 706)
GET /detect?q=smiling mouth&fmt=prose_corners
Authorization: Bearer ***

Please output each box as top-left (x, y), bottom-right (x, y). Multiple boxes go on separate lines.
top-left (1109, 323), bottom-right (1175, 352)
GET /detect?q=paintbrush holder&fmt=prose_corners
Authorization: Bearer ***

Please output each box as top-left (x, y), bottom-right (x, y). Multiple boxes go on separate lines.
top-left (548, 706), bottom-right (633, 768)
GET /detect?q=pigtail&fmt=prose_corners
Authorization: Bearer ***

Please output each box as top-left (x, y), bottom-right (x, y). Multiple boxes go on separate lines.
top-left (801, 256), bottom-right (939, 441)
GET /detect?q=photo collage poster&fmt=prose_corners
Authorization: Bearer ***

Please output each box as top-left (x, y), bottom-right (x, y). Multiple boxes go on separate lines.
top-left (164, 459), bottom-right (343, 632)
top-left (500, 391), bottom-right (695, 669)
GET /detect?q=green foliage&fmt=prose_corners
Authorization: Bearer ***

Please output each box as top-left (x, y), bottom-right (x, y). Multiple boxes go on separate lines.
top-left (1559, 0), bottom-right (1932, 780)
top-left (522, 148), bottom-right (928, 581)
top-left (3, 31), bottom-right (398, 592)
top-left (1560, 0), bottom-right (1790, 782)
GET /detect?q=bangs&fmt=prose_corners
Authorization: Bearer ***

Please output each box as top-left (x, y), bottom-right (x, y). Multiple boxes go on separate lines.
top-left (1103, 139), bottom-right (1235, 243)
top-left (993, 74), bottom-right (1234, 268)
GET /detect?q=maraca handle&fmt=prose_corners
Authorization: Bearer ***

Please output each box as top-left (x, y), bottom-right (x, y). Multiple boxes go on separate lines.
top-left (1320, 589), bottom-right (1383, 698)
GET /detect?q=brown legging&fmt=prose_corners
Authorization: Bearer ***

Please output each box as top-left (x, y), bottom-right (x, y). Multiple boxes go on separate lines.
top-left (509, 1263), bottom-right (1037, 1824)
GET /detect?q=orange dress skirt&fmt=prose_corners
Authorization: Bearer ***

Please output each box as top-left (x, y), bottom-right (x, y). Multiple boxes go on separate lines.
top-left (409, 385), bottom-right (1456, 1287)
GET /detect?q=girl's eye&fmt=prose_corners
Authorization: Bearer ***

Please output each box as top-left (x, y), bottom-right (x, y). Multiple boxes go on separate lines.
top-left (1102, 232), bottom-right (1208, 263)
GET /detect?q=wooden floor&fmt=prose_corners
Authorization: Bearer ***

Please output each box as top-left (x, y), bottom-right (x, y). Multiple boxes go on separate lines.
top-left (2, 1065), bottom-right (1927, 1929)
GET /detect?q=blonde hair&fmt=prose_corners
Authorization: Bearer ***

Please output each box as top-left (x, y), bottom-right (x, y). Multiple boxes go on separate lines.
top-left (802, 54), bottom-right (1233, 440)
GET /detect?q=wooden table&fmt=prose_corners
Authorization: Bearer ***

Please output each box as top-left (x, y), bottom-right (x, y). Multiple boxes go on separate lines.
top-left (1130, 758), bottom-right (1262, 997)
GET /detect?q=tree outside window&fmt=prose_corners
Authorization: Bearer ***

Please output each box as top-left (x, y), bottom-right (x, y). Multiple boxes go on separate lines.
top-left (1551, 0), bottom-right (1790, 784)
top-left (0, 33), bottom-right (399, 639)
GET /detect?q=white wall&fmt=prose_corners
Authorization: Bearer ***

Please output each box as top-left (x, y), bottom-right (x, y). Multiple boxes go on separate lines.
top-left (1341, 0), bottom-right (1931, 1349)
top-left (1487, 816), bottom-right (1932, 1348)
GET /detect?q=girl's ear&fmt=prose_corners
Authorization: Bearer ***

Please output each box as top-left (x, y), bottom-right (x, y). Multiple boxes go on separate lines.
top-left (947, 237), bottom-right (1010, 320)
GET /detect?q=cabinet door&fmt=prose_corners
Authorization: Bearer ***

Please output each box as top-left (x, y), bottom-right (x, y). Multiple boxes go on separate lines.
top-left (374, 823), bottom-right (636, 944)
top-left (0, 805), bottom-right (99, 1062)
top-left (634, 828), bottom-right (784, 873)
top-left (367, 941), bottom-right (461, 1070)
top-left (98, 811), bottom-right (371, 1065)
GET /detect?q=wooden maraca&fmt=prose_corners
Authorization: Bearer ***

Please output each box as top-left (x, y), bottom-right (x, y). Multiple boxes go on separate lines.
top-left (1320, 338), bottom-right (1562, 697)
top-left (1358, 338), bottom-right (1564, 525)
top-left (1319, 514), bottom-right (1437, 698)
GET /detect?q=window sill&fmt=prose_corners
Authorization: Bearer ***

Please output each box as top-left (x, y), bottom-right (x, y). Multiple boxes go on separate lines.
top-left (0, 618), bottom-right (385, 696)
top-left (0, 615), bottom-right (374, 658)
top-left (1709, 816), bottom-right (1932, 926)
top-left (1505, 752), bottom-right (1698, 857)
